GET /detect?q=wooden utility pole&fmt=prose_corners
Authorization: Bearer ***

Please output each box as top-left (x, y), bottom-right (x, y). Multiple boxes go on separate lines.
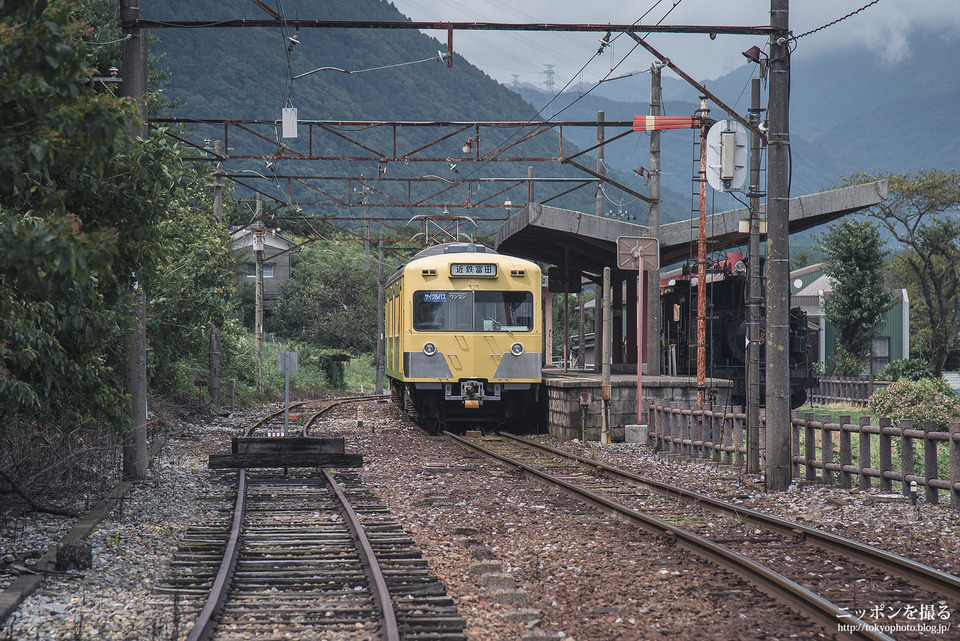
top-left (121, 0), bottom-right (148, 481)
top-left (765, 0), bottom-right (792, 490)
top-left (696, 97), bottom-right (709, 410)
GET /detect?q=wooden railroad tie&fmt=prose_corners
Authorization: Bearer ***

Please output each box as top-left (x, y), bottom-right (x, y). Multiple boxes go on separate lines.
top-left (208, 436), bottom-right (363, 468)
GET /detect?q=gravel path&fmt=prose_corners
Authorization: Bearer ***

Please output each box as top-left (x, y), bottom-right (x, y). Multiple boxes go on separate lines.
top-left (2, 401), bottom-right (957, 640)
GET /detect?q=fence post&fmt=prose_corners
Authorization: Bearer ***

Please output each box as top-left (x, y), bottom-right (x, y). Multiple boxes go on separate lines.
top-left (858, 416), bottom-right (872, 491)
top-left (821, 414), bottom-right (834, 485)
top-left (704, 405), bottom-right (714, 460)
top-left (839, 414), bottom-right (852, 489)
top-left (879, 416), bottom-right (893, 493)
top-left (733, 405), bottom-right (744, 468)
top-left (666, 402), bottom-right (676, 454)
top-left (674, 402), bottom-right (682, 456)
top-left (950, 422), bottom-right (960, 509)
top-left (792, 411), bottom-right (801, 479)
top-left (899, 418), bottom-right (913, 497)
top-left (648, 401), bottom-right (658, 449)
top-left (721, 405), bottom-right (732, 465)
top-left (759, 408), bottom-right (766, 470)
top-left (923, 422), bottom-right (939, 505)
top-left (688, 405), bottom-right (696, 458)
top-left (718, 405), bottom-right (728, 463)
top-left (804, 412), bottom-right (816, 482)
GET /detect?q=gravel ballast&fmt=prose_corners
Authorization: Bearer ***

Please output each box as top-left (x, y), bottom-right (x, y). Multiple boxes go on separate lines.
top-left (2, 401), bottom-right (957, 640)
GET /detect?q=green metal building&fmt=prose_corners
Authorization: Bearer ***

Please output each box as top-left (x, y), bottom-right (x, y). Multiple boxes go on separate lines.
top-left (790, 263), bottom-right (910, 375)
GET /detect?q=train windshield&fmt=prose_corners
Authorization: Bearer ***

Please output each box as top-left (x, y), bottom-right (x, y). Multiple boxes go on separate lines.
top-left (413, 291), bottom-right (534, 332)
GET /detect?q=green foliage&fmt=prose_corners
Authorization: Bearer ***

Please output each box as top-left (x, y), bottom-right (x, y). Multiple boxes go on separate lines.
top-left (268, 244), bottom-right (378, 353)
top-left (790, 246), bottom-right (819, 270)
top-left (831, 348), bottom-right (866, 378)
top-left (869, 378), bottom-right (960, 432)
top-left (0, 213), bottom-right (126, 422)
top-left (875, 358), bottom-right (935, 382)
top-left (145, 155), bottom-right (237, 393)
top-left (0, 0), bottom-right (138, 426)
top-left (551, 292), bottom-right (593, 361)
top-left (150, 0), bottom-right (608, 222)
top-left (344, 355), bottom-right (376, 392)
top-left (0, 0), bottom-right (241, 428)
top-left (818, 217), bottom-right (894, 371)
top-left (842, 170), bottom-right (960, 375)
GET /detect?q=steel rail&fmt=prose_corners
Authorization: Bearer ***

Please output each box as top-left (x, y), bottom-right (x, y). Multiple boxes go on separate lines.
top-left (243, 401), bottom-right (308, 437)
top-left (322, 469), bottom-right (400, 641)
top-left (184, 469), bottom-right (247, 641)
top-left (302, 394), bottom-right (390, 435)
top-left (446, 432), bottom-right (891, 641)
top-left (500, 432), bottom-right (960, 603)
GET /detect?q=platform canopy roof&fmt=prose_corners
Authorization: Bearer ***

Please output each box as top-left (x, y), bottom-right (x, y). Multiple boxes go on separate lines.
top-left (495, 180), bottom-right (888, 277)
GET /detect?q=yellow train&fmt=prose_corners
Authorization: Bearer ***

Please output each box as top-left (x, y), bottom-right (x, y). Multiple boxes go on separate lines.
top-left (385, 242), bottom-right (543, 432)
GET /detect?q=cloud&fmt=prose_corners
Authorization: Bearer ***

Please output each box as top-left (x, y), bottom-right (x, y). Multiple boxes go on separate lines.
top-left (390, 0), bottom-right (960, 84)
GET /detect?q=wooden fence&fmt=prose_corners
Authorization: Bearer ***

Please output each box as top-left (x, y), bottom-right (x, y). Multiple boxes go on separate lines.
top-left (809, 377), bottom-right (890, 407)
top-left (646, 399), bottom-right (960, 509)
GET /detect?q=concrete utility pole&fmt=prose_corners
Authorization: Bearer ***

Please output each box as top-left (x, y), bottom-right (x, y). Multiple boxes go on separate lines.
top-left (209, 147), bottom-right (224, 403)
top-left (747, 78), bottom-right (765, 475)
top-left (765, 0), bottom-right (792, 490)
top-left (255, 194), bottom-right (265, 394)
top-left (376, 240), bottom-right (385, 394)
top-left (577, 290), bottom-right (585, 368)
top-left (595, 111), bottom-right (605, 218)
top-left (121, 0), bottom-right (148, 481)
top-left (601, 267), bottom-right (612, 444)
top-left (363, 187), bottom-right (370, 268)
top-left (647, 63), bottom-right (663, 376)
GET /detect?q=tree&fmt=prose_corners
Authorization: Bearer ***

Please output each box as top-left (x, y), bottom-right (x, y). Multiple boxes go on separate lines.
top-left (269, 244), bottom-right (379, 353)
top-left (790, 246), bottom-right (819, 270)
top-left (818, 217), bottom-right (894, 375)
top-left (0, 0), bottom-right (238, 427)
top-left (0, 0), bottom-right (140, 425)
top-left (844, 170), bottom-right (960, 375)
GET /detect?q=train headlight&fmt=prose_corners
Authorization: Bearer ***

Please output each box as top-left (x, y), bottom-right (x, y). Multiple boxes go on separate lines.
top-left (422, 342), bottom-right (437, 356)
top-left (510, 342), bottom-right (524, 356)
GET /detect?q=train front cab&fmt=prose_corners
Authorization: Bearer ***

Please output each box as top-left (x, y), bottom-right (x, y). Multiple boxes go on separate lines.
top-left (385, 247), bottom-right (543, 432)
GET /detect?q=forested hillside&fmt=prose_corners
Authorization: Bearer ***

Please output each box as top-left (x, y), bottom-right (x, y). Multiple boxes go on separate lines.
top-left (583, 24), bottom-right (960, 201)
top-left (147, 0), bottom-right (651, 232)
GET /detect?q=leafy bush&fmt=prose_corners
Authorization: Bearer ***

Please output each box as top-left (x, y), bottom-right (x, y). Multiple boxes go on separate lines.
top-left (875, 358), bottom-right (935, 382)
top-left (832, 348), bottom-right (866, 377)
top-left (868, 378), bottom-right (960, 431)
top-left (345, 356), bottom-right (377, 393)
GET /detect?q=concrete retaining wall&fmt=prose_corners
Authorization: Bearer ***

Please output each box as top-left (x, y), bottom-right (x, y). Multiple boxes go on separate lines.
top-left (543, 374), bottom-right (732, 442)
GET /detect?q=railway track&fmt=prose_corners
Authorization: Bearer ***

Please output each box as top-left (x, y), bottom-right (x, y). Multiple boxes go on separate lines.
top-left (242, 394), bottom-right (390, 438)
top-left (448, 432), bottom-right (960, 641)
top-left (155, 402), bottom-right (465, 641)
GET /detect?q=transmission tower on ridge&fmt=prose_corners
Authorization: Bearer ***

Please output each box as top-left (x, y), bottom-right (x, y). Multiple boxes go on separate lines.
top-left (542, 64), bottom-right (557, 92)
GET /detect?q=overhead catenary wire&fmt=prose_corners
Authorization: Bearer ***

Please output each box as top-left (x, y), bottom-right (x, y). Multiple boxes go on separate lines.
top-left (791, 0), bottom-right (882, 41)
top-left (453, 0), bottom-right (680, 185)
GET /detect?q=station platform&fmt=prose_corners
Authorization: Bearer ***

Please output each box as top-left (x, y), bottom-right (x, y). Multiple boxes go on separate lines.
top-left (541, 368), bottom-right (733, 442)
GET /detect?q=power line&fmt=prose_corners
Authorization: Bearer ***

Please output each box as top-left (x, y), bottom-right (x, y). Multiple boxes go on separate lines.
top-left (792, 0), bottom-right (882, 41)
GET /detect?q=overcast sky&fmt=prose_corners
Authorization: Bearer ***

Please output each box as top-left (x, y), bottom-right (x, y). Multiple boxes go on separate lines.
top-left (388, 0), bottom-right (960, 88)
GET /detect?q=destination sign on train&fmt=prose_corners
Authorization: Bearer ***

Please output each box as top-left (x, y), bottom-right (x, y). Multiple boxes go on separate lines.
top-left (450, 263), bottom-right (497, 277)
